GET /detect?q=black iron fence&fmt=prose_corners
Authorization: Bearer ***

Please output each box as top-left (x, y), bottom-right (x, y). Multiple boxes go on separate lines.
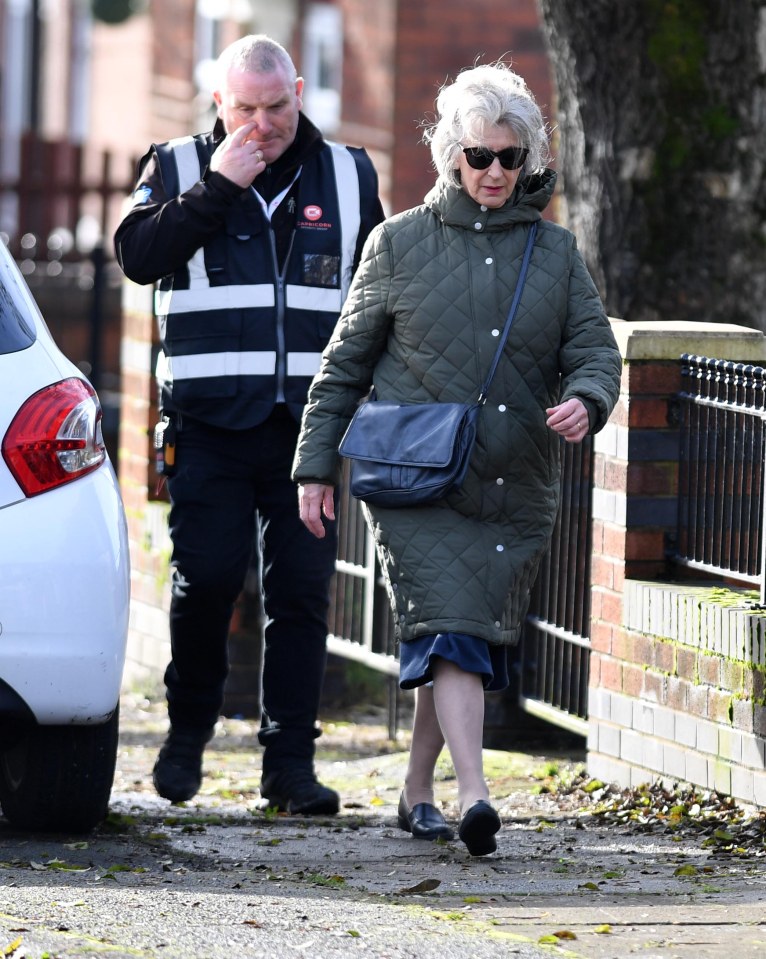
top-left (675, 354), bottom-right (766, 601)
top-left (0, 131), bottom-right (134, 261)
top-left (2, 133), bottom-right (135, 467)
top-left (516, 437), bottom-right (594, 734)
top-left (327, 463), bottom-right (398, 676)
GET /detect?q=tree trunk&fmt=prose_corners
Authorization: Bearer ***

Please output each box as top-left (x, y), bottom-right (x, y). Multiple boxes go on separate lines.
top-left (536, 0), bottom-right (766, 329)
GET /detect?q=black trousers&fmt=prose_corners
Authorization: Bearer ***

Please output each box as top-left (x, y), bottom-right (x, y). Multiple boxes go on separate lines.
top-left (165, 406), bottom-right (338, 774)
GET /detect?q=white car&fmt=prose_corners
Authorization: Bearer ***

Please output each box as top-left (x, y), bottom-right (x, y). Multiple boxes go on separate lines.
top-left (0, 239), bottom-right (130, 833)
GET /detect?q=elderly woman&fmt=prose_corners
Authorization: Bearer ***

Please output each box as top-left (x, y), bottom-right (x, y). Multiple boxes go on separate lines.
top-left (292, 62), bottom-right (622, 856)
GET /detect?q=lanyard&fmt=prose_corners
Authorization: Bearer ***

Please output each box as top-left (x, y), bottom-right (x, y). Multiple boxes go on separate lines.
top-left (252, 167), bottom-right (302, 222)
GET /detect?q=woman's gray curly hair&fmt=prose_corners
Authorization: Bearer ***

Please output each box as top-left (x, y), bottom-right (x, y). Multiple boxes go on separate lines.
top-left (424, 62), bottom-right (551, 188)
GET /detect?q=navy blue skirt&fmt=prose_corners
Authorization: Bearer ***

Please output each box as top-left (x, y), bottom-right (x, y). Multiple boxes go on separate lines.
top-left (399, 632), bottom-right (510, 692)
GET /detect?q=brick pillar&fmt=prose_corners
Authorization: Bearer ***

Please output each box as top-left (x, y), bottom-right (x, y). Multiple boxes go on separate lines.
top-left (588, 320), bottom-right (766, 803)
top-left (589, 320), bottom-right (689, 703)
top-left (118, 281), bottom-right (173, 691)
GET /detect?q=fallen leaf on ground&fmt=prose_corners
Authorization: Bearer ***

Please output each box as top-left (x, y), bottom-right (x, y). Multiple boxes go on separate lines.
top-left (396, 878), bottom-right (441, 894)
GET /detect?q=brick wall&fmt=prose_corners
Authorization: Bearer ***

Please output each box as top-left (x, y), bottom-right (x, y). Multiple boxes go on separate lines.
top-left (118, 282), bottom-right (171, 689)
top-left (149, 0), bottom-right (198, 143)
top-left (589, 582), bottom-right (766, 804)
top-left (588, 321), bottom-right (766, 806)
top-left (331, 0), bottom-right (551, 216)
top-left (333, 0), bottom-right (397, 212)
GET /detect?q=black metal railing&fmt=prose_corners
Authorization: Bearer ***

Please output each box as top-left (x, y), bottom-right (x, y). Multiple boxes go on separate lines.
top-left (325, 460), bottom-right (399, 736)
top-left (517, 436), bottom-right (594, 734)
top-left (326, 459), bottom-right (398, 675)
top-left (676, 355), bottom-right (766, 600)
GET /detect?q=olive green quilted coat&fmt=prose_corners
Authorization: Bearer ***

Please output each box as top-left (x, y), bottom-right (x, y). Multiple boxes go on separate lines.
top-left (293, 171), bottom-right (622, 646)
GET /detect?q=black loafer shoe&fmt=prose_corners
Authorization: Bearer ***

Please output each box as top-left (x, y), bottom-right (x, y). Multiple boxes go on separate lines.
top-left (458, 800), bottom-right (501, 856)
top-left (397, 792), bottom-right (454, 841)
top-left (260, 768), bottom-right (340, 815)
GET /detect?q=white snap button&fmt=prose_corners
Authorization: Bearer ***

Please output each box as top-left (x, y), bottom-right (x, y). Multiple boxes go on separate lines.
top-left (498, 404), bottom-right (506, 412)
top-left (480, 205), bottom-right (488, 211)
top-left (485, 257), bottom-right (493, 265)
top-left (474, 222), bottom-right (482, 230)
top-left (496, 544), bottom-right (504, 552)
top-left (495, 621), bottom-right (501, 628)
top-left (496, 477), bottom-right (504, 485)
top-left (491, 328), bottom-right (500, 337)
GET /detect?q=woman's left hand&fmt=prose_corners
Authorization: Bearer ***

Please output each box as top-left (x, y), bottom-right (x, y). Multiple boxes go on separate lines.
top-left (545, 398), bottom-right (590, 443)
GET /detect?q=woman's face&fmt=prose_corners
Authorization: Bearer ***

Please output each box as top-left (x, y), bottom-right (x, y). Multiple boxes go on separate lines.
top-left (457, 125), bottom-right (526, 208)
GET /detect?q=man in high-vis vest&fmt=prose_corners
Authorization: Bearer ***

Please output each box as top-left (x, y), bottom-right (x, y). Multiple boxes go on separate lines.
top-left (115, 34), bottom-right (384, 813)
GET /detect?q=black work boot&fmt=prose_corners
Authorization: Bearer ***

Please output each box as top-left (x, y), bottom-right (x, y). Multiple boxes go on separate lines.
top-left (260, 767), bottom-right (340, 815)
top-left (153, 727), bottom-right (212, 802)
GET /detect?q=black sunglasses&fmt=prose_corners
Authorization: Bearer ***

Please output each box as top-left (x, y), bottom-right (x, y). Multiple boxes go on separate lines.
top-left (462, 145), bottom-right (529, 171)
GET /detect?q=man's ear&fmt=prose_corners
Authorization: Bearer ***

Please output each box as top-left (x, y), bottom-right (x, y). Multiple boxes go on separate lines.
top-left (295, 77), bottom-right (305, 107)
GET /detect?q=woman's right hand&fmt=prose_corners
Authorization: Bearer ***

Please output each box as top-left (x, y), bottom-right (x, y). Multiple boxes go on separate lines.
top-left (298, 483), bottom-right (336, 538)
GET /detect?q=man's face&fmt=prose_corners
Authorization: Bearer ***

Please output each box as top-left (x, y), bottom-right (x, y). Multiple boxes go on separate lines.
top-left (214, 65), bottom-right (304, 163)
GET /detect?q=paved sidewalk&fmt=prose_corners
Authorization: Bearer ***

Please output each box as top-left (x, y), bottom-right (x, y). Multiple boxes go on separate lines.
top-left (1, 693), bottom-right (765, 958)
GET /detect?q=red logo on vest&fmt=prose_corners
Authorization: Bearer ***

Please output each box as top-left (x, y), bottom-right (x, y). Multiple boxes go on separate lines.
top-left (304, 205), bottom-right (323, 221)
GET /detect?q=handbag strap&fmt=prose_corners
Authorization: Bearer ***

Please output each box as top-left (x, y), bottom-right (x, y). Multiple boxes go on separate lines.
top-left (477, 220), bottom-right (538, 404)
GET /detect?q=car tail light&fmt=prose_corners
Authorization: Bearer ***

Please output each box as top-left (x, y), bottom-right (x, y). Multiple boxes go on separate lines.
top-left (2, 377), bottom-right (106, 496)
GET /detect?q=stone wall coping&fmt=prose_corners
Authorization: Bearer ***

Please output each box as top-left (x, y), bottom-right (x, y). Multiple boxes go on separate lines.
top-left (622, 579), bottom-right (766, 664)
top-left (608, 318), bottom-right (766, 363)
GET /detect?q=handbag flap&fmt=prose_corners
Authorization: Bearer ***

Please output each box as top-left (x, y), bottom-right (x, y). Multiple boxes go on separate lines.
top-left (339, 401), bottom-right (471, 467)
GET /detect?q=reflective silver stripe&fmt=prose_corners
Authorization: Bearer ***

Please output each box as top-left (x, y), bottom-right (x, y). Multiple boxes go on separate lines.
top-left (327, 142), bottom-right (361, 303)
top-left (166, 351), bottom-right (277, 381)
top-left (168, 137), bottom-right (208, 287)
top-left (155, 284), bottom-right (276, 315)
top-left (287, 352), bottom-right (323, 377)
top-left (285, 284), bottom-right (341, 312)
top-left (155, 350), bottom-right (171, 386)
top-left (168, 136), bottom-right (202, 192)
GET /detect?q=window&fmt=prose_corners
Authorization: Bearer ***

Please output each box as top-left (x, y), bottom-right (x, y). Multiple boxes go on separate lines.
top-left (301, 4), bottom-right (342, 135)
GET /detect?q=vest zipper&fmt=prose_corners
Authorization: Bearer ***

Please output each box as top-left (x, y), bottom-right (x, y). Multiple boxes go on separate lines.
top-left (271, 229), bottom-right (296, 403)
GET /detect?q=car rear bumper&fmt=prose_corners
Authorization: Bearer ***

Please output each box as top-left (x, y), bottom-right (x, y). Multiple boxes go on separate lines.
top-left (0, 463), bottom-right (130, 724)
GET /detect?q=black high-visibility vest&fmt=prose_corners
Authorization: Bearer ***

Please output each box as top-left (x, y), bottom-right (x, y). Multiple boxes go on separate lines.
top-left (154, 134), bottom-right (373, 429)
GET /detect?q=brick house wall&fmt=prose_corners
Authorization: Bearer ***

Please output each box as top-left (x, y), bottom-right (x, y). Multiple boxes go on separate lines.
top-left (331, 0), bottom-right (552, 215)
top-left (331, 0), bottom-right (396, 210)
top-left (147, 1), bottom-right (199, 144)
top-left (390, 0), bottom-right (552, 214)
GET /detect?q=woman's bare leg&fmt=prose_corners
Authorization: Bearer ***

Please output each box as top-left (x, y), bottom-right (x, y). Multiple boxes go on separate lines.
top-left (403, 685), bottom-right (445, 806)
top-left (431, 658), bottom-right (490, 816)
